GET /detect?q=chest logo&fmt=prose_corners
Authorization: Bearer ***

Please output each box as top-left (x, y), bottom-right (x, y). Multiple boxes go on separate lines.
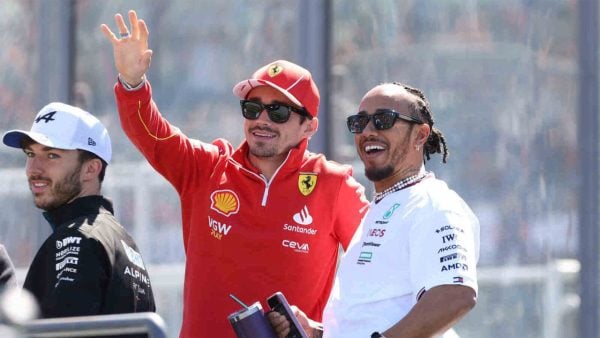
top-left (383, 203), bottom-right (401, 220)
top-left (292, 205), bottom-right (313, 225)
top-left (210, 189), bottom-right (240, 216)
top-left (298, 173), bottom-right (317, 196)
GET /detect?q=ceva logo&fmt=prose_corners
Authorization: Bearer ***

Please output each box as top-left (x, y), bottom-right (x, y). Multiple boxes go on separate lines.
top-left (282, 239), bottom-right (309, 253)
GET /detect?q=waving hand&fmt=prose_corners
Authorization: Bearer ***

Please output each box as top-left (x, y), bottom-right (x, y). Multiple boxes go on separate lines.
top-left (100, 10), bottom-right (152, 87)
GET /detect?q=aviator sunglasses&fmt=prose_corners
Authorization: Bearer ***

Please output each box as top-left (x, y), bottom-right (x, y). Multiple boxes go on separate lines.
top-left (240, 100), bottom-right (311, 124)
top-left (346, 109), bottom-right (423, 134)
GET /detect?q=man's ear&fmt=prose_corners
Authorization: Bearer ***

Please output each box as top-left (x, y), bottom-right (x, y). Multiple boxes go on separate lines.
top-left (82, 158), bottom-right (103, 181)
top-left (304, 117), bottom-right (319, 138)
top-left (415, 123), bottom-right (431, 147)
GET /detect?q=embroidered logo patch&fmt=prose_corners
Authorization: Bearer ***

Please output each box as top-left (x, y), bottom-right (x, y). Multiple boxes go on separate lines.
top-left (268, 64), bottom-right (283, 77)
top-left (210, 189), bottom-right (240, 216)
top-left (298, 173), bottom-right (317, 196)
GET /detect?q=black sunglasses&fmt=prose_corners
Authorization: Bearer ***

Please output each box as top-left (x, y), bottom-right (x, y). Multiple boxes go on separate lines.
top-left (346, 109), bottom-right (423, 134)
top-left (240, 100), bottom-right (311, 124)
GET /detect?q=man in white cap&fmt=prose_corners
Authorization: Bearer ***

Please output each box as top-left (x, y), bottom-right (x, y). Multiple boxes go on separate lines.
top-left (101, 10), bottom-right (369, 337)
top-left (2, 102), bottom-right (155, 337)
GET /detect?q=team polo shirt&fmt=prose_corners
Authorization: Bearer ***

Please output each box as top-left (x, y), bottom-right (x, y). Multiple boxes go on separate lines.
top-left (114, 81), bottom-right (369, 337)
top-left (323, 174), bottom-right (479, 338)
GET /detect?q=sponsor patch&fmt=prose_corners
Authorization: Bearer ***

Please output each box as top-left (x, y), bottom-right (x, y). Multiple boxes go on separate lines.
top-left (210, 189), bottom-right (240, 216)
top-left (298, 173), bottom-right (317, 196)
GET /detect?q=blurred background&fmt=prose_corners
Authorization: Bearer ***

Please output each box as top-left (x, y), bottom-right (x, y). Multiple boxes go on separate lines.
top-left (0, 0), bottom-right (597, 337)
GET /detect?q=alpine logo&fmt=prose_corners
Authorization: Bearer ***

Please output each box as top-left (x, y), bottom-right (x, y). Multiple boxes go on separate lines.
top-left (88, 137), bottom-right (96, 146)
top-left (292, 205), bottom-right (313, 225)
top-left (35, 111), bottom-right (57, 124)
top-left (121, 240), bottom-right (146, 270)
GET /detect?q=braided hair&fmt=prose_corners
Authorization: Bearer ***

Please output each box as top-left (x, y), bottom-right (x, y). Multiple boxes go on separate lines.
top-left (391, 82), bottom-right (449, 163)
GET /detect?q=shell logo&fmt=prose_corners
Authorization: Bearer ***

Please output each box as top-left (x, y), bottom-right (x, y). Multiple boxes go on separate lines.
top-left (210, 189), bottom-right (240, 217)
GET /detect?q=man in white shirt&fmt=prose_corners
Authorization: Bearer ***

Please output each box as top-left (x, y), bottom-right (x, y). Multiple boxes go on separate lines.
top-left (269, 82), bottom-right (479, 338)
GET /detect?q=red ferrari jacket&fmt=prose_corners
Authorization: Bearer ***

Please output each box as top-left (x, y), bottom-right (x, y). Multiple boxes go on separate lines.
top-left (114, 80), bottom-right (368, 337)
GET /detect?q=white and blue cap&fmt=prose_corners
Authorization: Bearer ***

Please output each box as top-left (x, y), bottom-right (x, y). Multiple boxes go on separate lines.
top-left (2, 102), bottom-right (112, 163)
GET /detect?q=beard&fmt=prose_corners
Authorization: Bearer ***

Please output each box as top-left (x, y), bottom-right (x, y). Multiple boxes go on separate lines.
top-left (249, 141), bottom-right (278, 158)
top-left (32, 164), bottom-right (83, 211)
top-left (362, 127), bottom-right (413, 182)
top-left (365, 164), bottom-right (394, 182)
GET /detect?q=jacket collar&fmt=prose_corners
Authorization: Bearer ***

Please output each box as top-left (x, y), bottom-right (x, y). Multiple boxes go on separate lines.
top-left (232, 138), bottom-right (309, 175)
top-left (43, 195), bottom-right (114, 231)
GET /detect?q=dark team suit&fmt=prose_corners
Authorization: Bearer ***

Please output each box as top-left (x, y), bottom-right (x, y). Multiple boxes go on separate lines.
top-left (23, 195), bottom-right (155, 338)
top-left (114, 81), bottom-right (369, 337)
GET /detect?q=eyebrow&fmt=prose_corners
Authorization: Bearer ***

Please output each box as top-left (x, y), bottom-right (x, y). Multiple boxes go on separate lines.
top-left (23, 145), bottom-right (63, 152)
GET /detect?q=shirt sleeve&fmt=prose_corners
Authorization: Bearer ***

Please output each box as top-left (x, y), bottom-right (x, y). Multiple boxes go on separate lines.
top-left (409, 208), bottom-right (479, 300)
top-left (40, 236), bottom-right (110, 318)
top-left (113, 79), bottom-right (221, 194)
top-left (333, 172), bottom-right (369, 251)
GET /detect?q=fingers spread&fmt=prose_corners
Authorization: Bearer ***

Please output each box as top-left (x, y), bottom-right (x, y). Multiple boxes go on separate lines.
top-left (139, 20), bottom-right (150, 41)
top-left (128, 10), bottom-right (140, 39)
top-left (100, 24), bottom-right (118, 43)
top-left (114, 13), bottom-right (129, 36)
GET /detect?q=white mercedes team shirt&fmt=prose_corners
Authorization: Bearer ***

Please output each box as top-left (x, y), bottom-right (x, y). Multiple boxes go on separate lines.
top-left (323, 173), bottom-right (480, 338)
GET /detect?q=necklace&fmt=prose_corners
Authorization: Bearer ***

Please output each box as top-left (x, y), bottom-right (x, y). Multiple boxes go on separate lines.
top-left (373, 171), bottom-right (429, 203)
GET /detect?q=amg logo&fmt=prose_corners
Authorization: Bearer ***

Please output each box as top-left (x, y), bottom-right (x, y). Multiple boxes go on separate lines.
top-left (282, 240), bottom-right (309, 253)
top-left (441, 263), bottom-right (469, 272)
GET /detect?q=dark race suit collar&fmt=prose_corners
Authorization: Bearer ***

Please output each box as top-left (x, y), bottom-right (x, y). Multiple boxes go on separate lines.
top-left (42, 195), bottom-right (114, 231)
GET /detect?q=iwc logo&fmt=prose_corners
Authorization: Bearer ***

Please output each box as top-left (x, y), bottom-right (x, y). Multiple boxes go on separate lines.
top-left (298, 173), bottom-right (317, 196)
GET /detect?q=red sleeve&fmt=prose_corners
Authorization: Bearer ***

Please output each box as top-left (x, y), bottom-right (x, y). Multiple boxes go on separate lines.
top-left (333, 169), bottom-right (369, 250)
top-left (113, 80), bottom-right (222, 194)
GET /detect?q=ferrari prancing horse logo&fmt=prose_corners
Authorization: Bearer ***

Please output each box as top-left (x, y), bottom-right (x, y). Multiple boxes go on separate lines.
top-left (298, 173), bottom-right (317, 196)
top-left (268, 64), bottom-right (283, 77)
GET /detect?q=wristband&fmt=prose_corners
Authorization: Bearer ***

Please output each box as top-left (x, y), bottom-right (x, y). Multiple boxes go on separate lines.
top-left (118, 74), bottom-right (146, 91)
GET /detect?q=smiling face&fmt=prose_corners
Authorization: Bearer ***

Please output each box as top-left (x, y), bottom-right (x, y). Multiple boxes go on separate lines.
top-left (243, 86), bottom-right (317, 168)
top-left (24, 142), bottom-right (85, 210)
top-left (354, 84), bottom-right (430, 189)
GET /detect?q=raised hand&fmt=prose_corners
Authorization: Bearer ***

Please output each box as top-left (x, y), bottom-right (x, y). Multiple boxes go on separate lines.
top-left (100, 10), bottom-right (152, 87)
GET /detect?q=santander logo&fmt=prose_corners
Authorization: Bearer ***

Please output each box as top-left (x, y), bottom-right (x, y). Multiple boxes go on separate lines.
top-left (292, 205), bottom-right (313, 225)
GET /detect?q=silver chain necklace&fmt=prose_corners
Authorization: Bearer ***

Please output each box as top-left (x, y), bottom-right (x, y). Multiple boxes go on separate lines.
top-left (373, 171), bottom-right (429, 203)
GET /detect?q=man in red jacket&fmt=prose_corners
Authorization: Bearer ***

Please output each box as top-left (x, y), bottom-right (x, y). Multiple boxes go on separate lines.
top-left (101, 10), bottom-right (369, 337)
